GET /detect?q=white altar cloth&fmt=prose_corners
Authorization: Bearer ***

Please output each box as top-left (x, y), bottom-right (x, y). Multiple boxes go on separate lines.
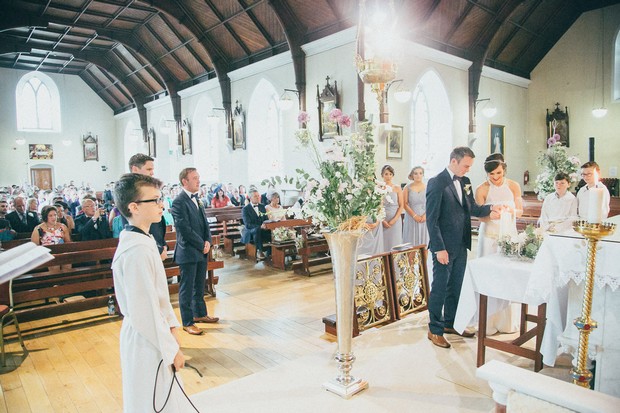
top-left (454, 254), bottom-right (538, 334)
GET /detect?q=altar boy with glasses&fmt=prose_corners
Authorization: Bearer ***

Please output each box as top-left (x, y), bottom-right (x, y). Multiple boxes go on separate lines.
top-left (576, 161), bottom-right (610, 220)
top-left (112, 173), bottom-right (186, 411)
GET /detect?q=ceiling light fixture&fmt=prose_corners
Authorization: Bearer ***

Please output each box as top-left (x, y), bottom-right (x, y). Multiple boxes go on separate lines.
top-left (277, 89), bottom-right (300, 111)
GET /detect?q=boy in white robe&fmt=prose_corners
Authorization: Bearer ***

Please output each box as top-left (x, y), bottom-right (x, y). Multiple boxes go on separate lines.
top-left (112, 173), bottom-right (186, 412)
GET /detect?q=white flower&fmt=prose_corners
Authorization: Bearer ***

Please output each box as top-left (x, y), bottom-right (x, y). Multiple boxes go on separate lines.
top-left (319, 179), bottom-right (329, 189)
top-left (338, 182), bottom-right (348, 192)
top-left (345, 194), bottom-right (353, 201)
top-left (464, 184), bottom-right (471, 195)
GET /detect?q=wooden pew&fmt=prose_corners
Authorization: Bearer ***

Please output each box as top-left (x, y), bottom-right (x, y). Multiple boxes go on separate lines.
top-left (205, 206), bottom-right (244, 256)
top-left (263, 219), bottom-right (311, 270)
top-left (292, 228), bottom-right (331, 276)
top-left (8, 231), bottom-right (224, 321)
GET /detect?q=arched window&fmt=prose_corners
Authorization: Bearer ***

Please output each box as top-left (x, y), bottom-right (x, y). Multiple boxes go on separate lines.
top-left (410, 70), bottom-right (452, 178)
top-left (16, 72), bottom-right (61, 132)
top-left (247, 79), bottom-right (283, 185)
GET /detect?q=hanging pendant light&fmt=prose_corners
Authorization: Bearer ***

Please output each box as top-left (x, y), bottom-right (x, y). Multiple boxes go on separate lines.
top-left (592, 10), bottom-right (607, 118)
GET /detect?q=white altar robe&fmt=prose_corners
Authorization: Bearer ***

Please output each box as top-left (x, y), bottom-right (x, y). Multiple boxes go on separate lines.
top-left (112, 230), bottom-right (184, 412)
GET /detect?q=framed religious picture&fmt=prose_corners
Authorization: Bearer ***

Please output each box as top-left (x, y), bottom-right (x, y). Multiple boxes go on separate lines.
top-left (181, 118), bottom-right (191, 155)
top-left (147, 127), bottom-right (156, 158)
top-left (317, 76), bottom-right (340, 141)
top-left (386, 126), bottom-right (403, 159)
top-left (232, 102), bottom-right (246, 150)
top-left (29, 144), bottom-right (53, 160)
top-left (546, 103), bottom-right (569, 147)
top-left (82, 134), bottom-right (98, 161)
top-left (489, 124), bottom-right (505, 155)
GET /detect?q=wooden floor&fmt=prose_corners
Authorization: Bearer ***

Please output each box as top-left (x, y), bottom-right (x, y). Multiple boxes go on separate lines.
top-left (0, 257), bottom-right (338, 412)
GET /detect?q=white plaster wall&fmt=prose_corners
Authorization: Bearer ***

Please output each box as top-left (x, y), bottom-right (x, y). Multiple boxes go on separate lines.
top-left (0, 67), bottom-right (120, 189)
top-left (527, 5), bottom-right (620, 187)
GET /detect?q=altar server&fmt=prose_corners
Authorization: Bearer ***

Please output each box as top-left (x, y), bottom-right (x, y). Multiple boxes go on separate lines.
top-left (112, 173), bottom-right (186, 412)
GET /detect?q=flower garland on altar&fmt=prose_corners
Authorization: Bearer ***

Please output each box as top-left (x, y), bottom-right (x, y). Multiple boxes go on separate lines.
top-left (534, 121), bottom-right (580, 200)
top-left (498, 225), bottom-right (544, 260)
top-left (293, 109), bottom-right (389, 232)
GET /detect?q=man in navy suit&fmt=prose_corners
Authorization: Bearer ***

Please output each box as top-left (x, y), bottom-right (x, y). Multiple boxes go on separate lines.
top-left (425, 147), bottom-right (501, 348)
top-left (242, 189), bottom-right (270, 259)
top-left (171, 168), bottom-right (219, 335)
top-left (6, 197), bottom-right (39, 233)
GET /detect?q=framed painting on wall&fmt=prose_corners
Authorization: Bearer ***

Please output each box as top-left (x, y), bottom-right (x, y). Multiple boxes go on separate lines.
top-left (232, 102), bottom-right (246, 150)
top-left (386, 126), bottom-right (403, 159)
top-left (181, 119), bottom-right (191, 155)
top-left (29, 144), bottom-right (53, 160)
top-left (546, 103), bottom-right (569, 147)
top-left (489, 124), bottom-right (505, 155)
top-left (317, 76), bottom-right (339, 141)
top-left (82, 134), bottom-right (98, 161)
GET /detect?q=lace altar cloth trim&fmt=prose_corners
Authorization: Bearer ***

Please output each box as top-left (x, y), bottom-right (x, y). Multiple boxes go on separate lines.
top-left (558, 270), bottom-right (620, 291)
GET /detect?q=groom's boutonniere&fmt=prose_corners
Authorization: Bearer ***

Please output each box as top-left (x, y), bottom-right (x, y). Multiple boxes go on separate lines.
top-left (198, 200), bottom-right (204, 208)
top-left (464, 184), bottom-right (471, 195)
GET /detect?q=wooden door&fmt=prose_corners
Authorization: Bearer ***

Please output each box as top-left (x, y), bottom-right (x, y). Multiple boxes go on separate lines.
top-left (31, 168), bottom-right (53, 190)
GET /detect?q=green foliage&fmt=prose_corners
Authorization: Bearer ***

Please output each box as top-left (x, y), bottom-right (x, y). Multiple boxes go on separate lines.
top-left (534, 143), bottom-right (581, 200)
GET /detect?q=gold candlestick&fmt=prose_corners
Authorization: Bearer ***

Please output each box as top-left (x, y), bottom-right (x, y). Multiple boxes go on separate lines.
top-left (570, 220), bottom-right (616, 388)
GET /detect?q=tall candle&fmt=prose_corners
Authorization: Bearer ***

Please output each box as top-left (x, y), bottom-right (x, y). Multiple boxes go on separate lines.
top-left (498, 210), bottom-right (512, 238)
top-left (587, 188), bottom-right (604, 224)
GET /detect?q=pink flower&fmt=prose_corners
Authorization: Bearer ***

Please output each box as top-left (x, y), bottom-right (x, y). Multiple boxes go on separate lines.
top-left (339, 115), bottom-right (351, 128)
top-left (297, 111), bottom-right (310, 124)
top-left (547, 136), bottom-right (557, 147)
top-left (329, 108), bottom-right (342, 121)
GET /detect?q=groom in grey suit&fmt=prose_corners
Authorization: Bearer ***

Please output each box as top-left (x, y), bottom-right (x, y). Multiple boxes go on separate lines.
top-left (426, 147), bottom-right (500, 348)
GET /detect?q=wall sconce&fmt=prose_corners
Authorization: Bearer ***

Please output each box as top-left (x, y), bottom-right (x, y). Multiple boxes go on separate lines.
top-left (387, 79), bottom-right (412, 103)
top-left (15, 137), bottom-right (26, 145)
top-left (475, 98), bottom-right (497, 118)
top-left (277, 89), bottom-right (300, 111)
top-left (207, 108), bottom-right (226, 126)
top-left (62, 138), bottom-right (72, 146)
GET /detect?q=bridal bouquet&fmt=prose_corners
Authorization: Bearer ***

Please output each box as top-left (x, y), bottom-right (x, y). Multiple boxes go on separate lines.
top-left (272, 227), bottom-right (296, 243)
top-left (294, 110), bottom-right (389, 231)
top-left (498, 225), bottom-right (544, 260)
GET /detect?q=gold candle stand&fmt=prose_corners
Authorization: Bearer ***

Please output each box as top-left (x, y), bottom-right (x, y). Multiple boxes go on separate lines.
top-left (570, 220), bottom-right (616, 388)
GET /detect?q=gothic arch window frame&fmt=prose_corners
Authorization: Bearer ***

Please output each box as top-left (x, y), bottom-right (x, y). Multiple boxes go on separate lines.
top-left (16, 71), bottom-right (61, 132)
top-left (247, 78), bottom-right (283, 185)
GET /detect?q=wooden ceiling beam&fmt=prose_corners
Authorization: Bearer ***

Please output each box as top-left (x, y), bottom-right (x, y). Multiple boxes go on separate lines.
top-left (467, 0), bottom-right (522, 134)
top-left (267, 0), bottom-right (307, 111)
top-left (204, 0), bottom-right (251, 55)
top-left (143, 22), bottom-right (194, 80)
top-left (237, 0), bottom-right (275, 47)
top-left (158, 13), bottom-right (208, 76)
top-left (80, 69), bottom-right (124, 109)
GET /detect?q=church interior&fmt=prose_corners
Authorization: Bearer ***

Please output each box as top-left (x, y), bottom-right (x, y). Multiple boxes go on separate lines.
top-left (1, 0), bottom-right (620, 411)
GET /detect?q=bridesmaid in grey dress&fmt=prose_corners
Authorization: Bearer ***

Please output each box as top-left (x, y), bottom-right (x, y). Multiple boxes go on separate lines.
top-left (357, 216), bottom-right (384, 257)
top-left (403, 166), bottom-right (429, 247)
top-left (381, 165), bottom-right (404, 251)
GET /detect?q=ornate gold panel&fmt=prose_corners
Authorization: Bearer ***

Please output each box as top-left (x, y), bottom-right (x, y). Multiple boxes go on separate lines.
top-left (391, 247), bottom-right (429, 318)
top-left (354, 256), bottom-right (393, 331)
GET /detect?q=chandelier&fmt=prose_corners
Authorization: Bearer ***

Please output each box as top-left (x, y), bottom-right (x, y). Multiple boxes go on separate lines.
top-left (356, 0), bottom-right (398, 103)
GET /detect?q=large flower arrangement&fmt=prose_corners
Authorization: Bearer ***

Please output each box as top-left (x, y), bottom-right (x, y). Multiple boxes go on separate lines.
top-left (534, 132), bottom-right (580, 200)
top-left (294, 110), bottom-right (388, 231)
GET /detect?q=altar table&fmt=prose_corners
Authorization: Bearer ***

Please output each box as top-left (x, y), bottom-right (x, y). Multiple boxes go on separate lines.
top-left (453, 254), bottom-right (546, 371)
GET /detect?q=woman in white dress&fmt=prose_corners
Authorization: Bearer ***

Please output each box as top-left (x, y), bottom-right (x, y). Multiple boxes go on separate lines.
top-left (474, 153), bottom-right (523, 334)
top-left (381, 165), bottom-right (404, 251)
top-left (265, 192), bottom-right (285, 221)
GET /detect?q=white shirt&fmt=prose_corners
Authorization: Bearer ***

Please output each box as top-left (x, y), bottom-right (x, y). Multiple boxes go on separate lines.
top-left (539, 191), bottom-right (578, 229)
top-left (447, 169), bottom-right (462, 204)
top-left (576, 182), bottom-right (610, 220)
top-left (182, 188), bottom-right (199, 208)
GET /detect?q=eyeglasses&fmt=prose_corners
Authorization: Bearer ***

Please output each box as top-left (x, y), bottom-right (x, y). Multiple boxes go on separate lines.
top-left (134, 197), bottom-right (164, 205)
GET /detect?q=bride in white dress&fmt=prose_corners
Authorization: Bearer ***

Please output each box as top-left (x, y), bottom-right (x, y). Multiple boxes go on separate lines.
top-left (474, 153), bottom-right (524, 334)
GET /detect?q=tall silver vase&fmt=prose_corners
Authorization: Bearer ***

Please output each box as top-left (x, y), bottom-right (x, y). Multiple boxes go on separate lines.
top-left (322, 230), bottom-right (369, 399)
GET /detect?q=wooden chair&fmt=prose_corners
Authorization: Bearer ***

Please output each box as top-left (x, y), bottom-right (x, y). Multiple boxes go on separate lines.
top-left (0, 280), bottom-right (27, 366)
